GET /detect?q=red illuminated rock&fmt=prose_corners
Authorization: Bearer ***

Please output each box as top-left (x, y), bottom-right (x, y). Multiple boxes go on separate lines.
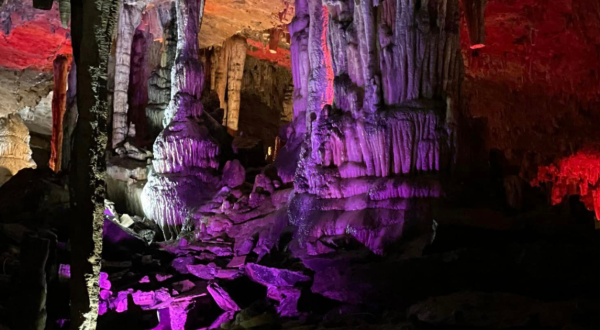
top-left (49, 55), bottom-right (69, 172)
top-left (533, 147), bottom-right (600, 220)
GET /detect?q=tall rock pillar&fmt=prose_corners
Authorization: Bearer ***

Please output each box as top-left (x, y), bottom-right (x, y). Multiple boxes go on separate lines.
top-left (142, 0), bottom-right (221, 240)
top-left (287, 0), bottom-right (463, 255)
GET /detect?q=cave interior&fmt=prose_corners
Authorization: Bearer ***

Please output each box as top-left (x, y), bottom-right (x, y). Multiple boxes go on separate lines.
top-left (1, 0), bottom-right (600, 329)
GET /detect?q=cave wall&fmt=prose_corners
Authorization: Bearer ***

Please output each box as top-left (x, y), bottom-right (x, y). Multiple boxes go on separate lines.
top-left (461, 0), bottom-right (600, 177)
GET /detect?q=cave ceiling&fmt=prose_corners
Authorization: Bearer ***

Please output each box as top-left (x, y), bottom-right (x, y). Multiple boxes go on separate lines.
top-left (0, 0), bottom-right (599, 118)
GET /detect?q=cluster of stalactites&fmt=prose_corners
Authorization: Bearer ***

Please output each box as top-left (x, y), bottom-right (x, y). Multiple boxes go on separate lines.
top-left (532, 147), bottom-right (600, 221)
top-left (289, 0), bottom-right (462, 193)
top-left (323, 0), bottom-right (463, 113)
top-left (209, 35), bottom-right (248, 134)
top-left (112, 0), bottom-right (148, 148)
top-left (147, 2), bottom-right (178, 135)
top-left (152, 121), bottom-right (220, 174)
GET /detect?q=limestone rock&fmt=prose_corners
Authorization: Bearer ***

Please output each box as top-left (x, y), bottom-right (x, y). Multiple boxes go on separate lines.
top-left (0, 114), bottom-right (36, 186)
top-left (222, 159), bottom-right (245, 188)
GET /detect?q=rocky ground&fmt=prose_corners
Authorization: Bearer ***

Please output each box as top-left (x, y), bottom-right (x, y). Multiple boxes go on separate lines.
top-left (1, 162), bottom-right (600, 330)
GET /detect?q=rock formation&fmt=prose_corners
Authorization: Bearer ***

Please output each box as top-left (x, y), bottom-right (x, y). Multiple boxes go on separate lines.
top-left (142, 0), bottom-right (221, 240)
top-left (224, 36), bottom-right (247, 134)
top-left (68, 0), bottom-right (119, 328)
top-left (0, 113), bottom-right (36, 186)
top-left (112, 0), bottom-right (146, 148)
top-left (463, 0), bottom-right (487, 49)
top-left (49, 55), bottom-right (69, 172)
top-left (280, 0), bottom-right (462, 254)
top-left (210, 36), bottom-right (248, 135)
top-left (146, 2), bottom-right (177, 137)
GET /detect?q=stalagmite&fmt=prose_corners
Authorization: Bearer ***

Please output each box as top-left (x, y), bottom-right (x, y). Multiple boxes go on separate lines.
top-left (49, 55), bottom-right (69, 172)
top-left (224, 36), bottom-right (247, 134)
top-left (463, 0), bottom-right (488, 49)
top-left (143, 0), bottom-right (220, 240)
top-left (69, 0), bottom-right (119, 328)
top-left (112, 0), bottom-right (145, 148)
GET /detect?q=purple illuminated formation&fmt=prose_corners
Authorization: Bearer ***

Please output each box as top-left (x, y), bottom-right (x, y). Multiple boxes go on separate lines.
top-left (142, 0), bottom-right (220, 240)
top-left (128, 0), bottom-right (463, 325)
top-left (281, 0), bottom-right (461, 254)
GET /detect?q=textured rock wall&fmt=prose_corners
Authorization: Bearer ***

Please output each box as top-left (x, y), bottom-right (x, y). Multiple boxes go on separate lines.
top-left (68, 0), bottom-right (119, 327)
top-left (241, 56), bottom-right (294, 123)
top-left (459, 0), bottom-right (600, 179)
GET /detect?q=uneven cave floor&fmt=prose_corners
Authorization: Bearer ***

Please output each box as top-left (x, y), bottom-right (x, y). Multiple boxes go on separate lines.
top-left (2, 168), bottom-right (600, 330)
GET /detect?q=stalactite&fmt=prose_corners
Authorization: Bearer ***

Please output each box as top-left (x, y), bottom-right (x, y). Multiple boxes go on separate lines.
top-left (146, 2), bottom-right (177, 137)
top-left (289, 0), bottom-right (309, 126)
top-left (49, 55), bottom-right (69, 172)
top-left (128, 29), bottom-right (150, 146)
top-left (62, 60), bottom-right (78, 171)
top-left (268, 27), bottom-right (283, 53)
top-left (224, 36), bottom-right (247, 134)
top-left (212, 45), bottom-right (228, 118)
top-left (112, 0), bottom-right (145, 148)
top-left (58, 0), bottom-right (70, 28)
top-left (306, 0), bottom-right (331, 120)
top-left (273, 0), bottom-right (310, 183)
top-left (462, 0), bottom-right (487, 49)
top-left (69, 0), bottom-right (119, 328)
top-left (207, 35), bottom-right (247, 134)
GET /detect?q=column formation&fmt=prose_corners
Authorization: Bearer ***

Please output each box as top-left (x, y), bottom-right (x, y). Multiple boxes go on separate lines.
top-left (142, 0), bottom-right (221, 240)
top-left (287, 0), bottom-right (464, 254)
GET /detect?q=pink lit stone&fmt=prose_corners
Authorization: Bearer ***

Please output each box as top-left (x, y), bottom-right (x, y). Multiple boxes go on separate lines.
top-left (132, 290), bottom-right (157, 306)
top-left (156, 274), bottom-right (173, 282)
top-left (187, 263), bottom-right (217, 280)
top-left (227, 256), bottom-right (246, 268)
top-left (245, 263), bottom-right (310, 288)
top-left (207, 282), bottom-right (240, 312)
top-left (98, 301), bottom-right (108, 316)
top-left (100, 289), bottom-right (112, 300)
top-left (111, 290), bottom-right (131, 313)
top-left (99, 272), bottom-right (111, 290)
top-left (267, 286), bottom-right (302, 317)
top-left (169, 300), bottom-right (192, 330)
top-left (172, 279), bottom-right (196, 293)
